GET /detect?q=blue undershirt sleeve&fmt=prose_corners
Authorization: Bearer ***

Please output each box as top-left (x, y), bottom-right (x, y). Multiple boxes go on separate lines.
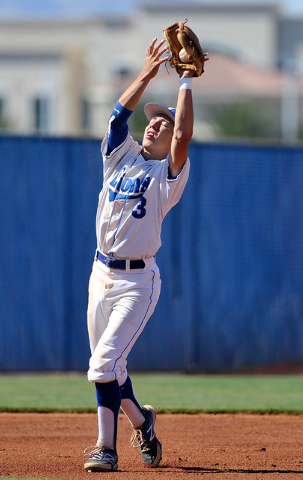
top-left (107, 101), bottom-right (133, 155)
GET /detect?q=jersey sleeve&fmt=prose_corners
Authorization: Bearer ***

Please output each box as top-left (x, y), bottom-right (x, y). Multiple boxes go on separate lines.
top-left (159, 156), bottom-right (190, 218)
top-left (100, 101), bottom-right (142, 182)
top-left (106, 101), bottom-right (133, 155)
top-left (101, 133), bottom-right (142, 183)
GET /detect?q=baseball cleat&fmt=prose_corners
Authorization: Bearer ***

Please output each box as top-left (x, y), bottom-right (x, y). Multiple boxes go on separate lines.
top-left (84, 446), bottom-right (118, 472)
top-left (131, 404), bottom-right (162, 467)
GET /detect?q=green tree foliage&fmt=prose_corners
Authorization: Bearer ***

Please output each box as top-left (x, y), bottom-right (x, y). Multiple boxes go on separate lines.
top-left (210, 102), bottom-right (273, 140)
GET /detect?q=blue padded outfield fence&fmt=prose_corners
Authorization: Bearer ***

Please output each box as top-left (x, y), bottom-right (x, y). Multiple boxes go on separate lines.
top-left (1, 135), bottom-right (303, 372)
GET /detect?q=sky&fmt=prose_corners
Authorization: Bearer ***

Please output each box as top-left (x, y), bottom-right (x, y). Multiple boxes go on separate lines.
top-left (0, 0), bottom-right (303, 17)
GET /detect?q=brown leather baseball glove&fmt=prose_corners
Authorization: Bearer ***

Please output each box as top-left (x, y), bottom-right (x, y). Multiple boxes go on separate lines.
top-left (163, 20), bottom-right (209, 77)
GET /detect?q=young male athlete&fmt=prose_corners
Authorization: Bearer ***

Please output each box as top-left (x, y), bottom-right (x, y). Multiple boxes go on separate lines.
top-left (84, 37), bottom-right (196, 472)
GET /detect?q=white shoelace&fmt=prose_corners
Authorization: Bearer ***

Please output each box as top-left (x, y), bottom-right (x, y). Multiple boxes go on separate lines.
top-left (130, 429), bottom-right (150, 452)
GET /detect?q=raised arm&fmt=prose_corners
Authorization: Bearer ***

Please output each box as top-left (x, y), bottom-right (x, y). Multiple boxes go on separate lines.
top-left (168, 70), bottom-right (195, 178)
top-left (119, 38), bottom-right (169, 111)
top-left (106, 38), bottom-right (168, 155)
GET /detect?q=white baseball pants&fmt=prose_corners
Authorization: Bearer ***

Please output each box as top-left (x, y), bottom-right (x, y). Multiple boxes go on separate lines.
top-left (87, 256), bottom-right (161, 385)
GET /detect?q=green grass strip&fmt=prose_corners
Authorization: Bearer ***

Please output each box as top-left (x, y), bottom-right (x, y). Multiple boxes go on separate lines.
top-left (0, 373), bottom-right (303, 413)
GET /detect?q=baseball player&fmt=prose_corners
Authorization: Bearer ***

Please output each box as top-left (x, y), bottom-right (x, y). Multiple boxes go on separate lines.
top-left (84, 37), bottom-right (196, 472)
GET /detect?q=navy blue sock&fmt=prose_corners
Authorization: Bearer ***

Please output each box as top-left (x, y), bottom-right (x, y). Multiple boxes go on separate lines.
top-left (95, 380), bottom-right (121, 451)
top-left (120, 375), bottom-right (143, 413)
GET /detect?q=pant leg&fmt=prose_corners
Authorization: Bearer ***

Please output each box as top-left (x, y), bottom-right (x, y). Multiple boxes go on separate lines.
top-left (87, 261), bottom-right (113, 354)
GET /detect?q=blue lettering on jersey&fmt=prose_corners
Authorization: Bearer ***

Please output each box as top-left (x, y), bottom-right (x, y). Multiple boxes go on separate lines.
top-left (109, 167), bottom-right (151, 202)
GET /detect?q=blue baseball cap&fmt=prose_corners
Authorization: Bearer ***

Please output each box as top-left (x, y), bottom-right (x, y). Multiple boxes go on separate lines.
top-left (144, 103), bottom-right (176, 123)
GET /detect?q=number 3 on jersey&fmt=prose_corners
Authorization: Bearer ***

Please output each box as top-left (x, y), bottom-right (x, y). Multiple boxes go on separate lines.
top-left (132, 197), bottom-right (146, 219)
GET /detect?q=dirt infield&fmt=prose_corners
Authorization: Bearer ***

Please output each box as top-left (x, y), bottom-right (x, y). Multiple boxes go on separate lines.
top-left (1, 412), bottom-right (303, 479)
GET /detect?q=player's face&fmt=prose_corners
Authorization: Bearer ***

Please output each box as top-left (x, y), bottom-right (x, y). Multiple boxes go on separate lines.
top-left (142, 114), bottom-right (174, 160)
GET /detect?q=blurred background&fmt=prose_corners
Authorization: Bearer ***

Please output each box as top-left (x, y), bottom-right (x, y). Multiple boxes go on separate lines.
top-left (0, 0), bottom-right (303, 142)
top-left (1, 0), bottom-right (303, 374)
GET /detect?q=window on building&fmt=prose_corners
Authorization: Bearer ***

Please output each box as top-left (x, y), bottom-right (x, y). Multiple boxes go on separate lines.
top-left (0, 97), bottom-right (5, 125)
top-left (33, 97), bottom-right (49, 133)
top-left (0, 97), bottom-right (9, 130)
top-left (0, 98), bottom-right (4, 119)
top-left (81, 98), bottom-right (91, 133)
top-left (115, 67), bottom-right (131, 77)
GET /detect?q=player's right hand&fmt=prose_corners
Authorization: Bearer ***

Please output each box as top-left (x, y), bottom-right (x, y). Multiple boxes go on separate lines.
top-left (141, 38), bottom-right (169, 80)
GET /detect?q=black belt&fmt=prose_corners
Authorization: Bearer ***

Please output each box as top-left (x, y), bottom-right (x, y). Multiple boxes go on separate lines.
top-left (96, 251), bottom-right (145, 270)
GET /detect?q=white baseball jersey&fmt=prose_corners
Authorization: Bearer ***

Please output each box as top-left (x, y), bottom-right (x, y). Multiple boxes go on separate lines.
top-left (96, 130), bottom-right (190, 260)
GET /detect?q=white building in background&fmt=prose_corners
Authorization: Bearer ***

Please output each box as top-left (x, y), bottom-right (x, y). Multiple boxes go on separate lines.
top-left (0, 2), bottom-right (302, 139)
